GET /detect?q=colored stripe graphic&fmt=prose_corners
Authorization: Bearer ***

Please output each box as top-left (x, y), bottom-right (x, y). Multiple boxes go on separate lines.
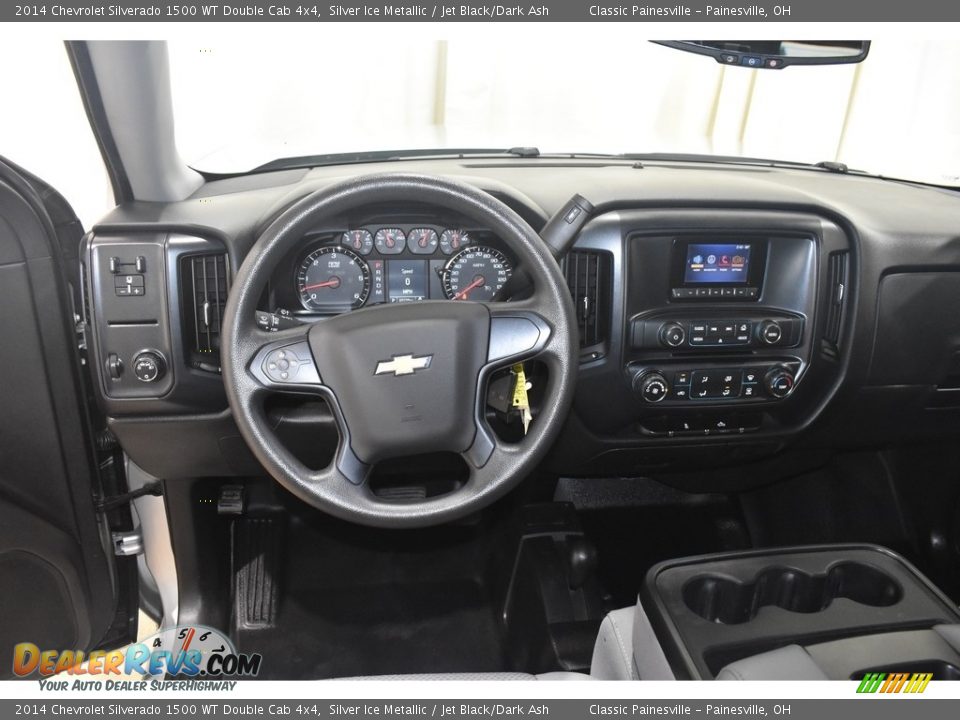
top-left (857, 672), bottom-right (932, 693)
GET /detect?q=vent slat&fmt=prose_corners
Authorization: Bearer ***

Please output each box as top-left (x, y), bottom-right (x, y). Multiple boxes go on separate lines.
top-left (824, 251), bottom-right (848, 346)
top-left (181, 254), bottom-right (229, 363)
top-left (563, 250), bottom-right (610, 353)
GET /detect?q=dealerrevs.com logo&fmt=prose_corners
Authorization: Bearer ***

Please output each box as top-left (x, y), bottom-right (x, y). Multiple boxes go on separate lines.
top-left (13, 625), bottom-right (261, 679)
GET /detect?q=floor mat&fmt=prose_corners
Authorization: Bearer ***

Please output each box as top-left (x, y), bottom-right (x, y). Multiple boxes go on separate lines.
top-left (232, 514), bottom-right (508, 679)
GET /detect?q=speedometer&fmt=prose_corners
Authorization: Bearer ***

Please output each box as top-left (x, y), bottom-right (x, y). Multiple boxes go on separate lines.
top-left (441, 246), bottom-right (512, 302)
top-left (297, 246), bottom-right (370, 311)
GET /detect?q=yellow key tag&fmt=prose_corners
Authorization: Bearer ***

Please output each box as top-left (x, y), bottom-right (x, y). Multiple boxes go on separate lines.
top-left (511, 363), bottom-right (533, 435)
top-left (511, 363), bottom-right (529, 408)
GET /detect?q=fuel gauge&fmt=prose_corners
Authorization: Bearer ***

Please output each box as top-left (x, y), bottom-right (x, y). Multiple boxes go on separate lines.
top-left (342, 229), bottom-right (373, 255)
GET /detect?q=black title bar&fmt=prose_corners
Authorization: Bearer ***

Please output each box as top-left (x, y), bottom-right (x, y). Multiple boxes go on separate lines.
top-left (6, 0), bottom-right (960, 22)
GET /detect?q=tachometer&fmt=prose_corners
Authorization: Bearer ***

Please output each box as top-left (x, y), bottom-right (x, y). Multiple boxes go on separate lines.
top-left (441, 246), bottom-right (512, 302)
top-left (297, 246), bottom-right (370, 311)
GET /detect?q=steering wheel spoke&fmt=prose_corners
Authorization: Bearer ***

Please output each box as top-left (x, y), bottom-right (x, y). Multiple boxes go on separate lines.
top-left (485, 302), bottom-right (553, 367)
top-left (248, 325), bottom-right (324, 394)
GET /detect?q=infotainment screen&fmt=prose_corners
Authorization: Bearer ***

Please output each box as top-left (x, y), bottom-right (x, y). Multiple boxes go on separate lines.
top-left (683, 243), bottom-right (751, 284)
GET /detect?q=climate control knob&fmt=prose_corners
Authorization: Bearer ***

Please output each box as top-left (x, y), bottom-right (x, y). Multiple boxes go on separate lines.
top-left (132, 350), bottom-right (166, 383)
top-left (764, 366), bottom-right (795, 399)
top-left (758, 319), bottom-right (783, 345)
top-left (634, 371), bottom-right (669, 403)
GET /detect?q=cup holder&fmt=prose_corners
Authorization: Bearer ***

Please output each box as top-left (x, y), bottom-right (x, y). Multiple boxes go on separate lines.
top-left (683, 562), bottom-right (903, 624)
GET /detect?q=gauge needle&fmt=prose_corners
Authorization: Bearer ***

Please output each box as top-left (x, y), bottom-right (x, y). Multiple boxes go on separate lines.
top-left (303, 278), bottom-right (341, 291)
top-left (454, 277), bottom-right (485, 300)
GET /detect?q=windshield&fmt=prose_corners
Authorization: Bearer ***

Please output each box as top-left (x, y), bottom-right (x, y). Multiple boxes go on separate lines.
top-left (169, 38), bottom-right (960, 187)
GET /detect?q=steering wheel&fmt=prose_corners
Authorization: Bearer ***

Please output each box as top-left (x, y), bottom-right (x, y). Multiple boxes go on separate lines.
top-left (221, 174), bottom-right (578, 528)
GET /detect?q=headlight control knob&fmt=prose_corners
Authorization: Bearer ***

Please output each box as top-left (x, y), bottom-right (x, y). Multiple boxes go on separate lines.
top-left (634, 371), bottom-right (669, 403)
top-left (132, 351), bottom-right (166, 383)
top-left (764, 366), bottom-right (795, 399)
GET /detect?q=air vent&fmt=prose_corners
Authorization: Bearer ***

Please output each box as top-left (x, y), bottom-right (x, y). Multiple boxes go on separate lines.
top-left (822, 250), bottom-right (849, 359)
top-left (181, 254), bottom-right (229, 368)
top-left (561, 250), bottom-right (611, 356)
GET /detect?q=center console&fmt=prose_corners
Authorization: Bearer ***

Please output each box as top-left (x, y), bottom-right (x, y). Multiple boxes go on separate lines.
top-left (640, 545), bottom-right (960, 680)
top-left (550, 208), bottom-right (853, 479)
top-left (624, 230), bottom-right (818, 437)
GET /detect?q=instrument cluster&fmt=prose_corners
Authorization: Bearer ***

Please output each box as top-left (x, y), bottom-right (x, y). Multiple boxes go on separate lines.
top-left (291, 225), bottom-right (514, 313)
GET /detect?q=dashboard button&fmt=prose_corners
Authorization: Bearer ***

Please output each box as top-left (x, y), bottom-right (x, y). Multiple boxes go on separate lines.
top-left (711, 417), bottom-right (734, 433)
top-left (718, 371), bottom-right (742, 398)
top-left (262, 343), bottom-right (321, 385)
top-left (673, 371), bottom-right (691, 386)
top-left (692, 370), bottom-right (713, 387)
top-left (671, 416), bottom-right (704, 434)
top-left (734, 321), bottom-right (752, 343)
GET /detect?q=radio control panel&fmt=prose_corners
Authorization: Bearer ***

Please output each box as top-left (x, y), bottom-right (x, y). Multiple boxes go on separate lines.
top-left (631, 314), bottom-right (804, 351)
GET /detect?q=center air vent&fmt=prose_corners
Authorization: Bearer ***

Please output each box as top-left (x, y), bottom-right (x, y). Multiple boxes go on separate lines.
top-left (561, 250), bottom-right (611, 357)
top-left (180, 253), bottom-right (229, 370)
top-left (822, 250), bottom-right (849, 360)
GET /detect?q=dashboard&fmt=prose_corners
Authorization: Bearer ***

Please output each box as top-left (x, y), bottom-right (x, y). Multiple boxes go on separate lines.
top-left (79, 157), bottom-right (960, 492)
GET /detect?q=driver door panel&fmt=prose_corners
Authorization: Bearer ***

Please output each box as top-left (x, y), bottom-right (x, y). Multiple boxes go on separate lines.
top-left (0, 158), bottom-right (136, 677)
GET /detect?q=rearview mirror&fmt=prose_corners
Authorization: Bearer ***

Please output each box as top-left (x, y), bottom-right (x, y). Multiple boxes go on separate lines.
top-left (652, 40), bottom-right (870, 70)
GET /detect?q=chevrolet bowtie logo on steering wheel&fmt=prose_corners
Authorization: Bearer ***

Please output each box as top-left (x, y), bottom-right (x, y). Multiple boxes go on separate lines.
top-left (374, 354), bottom-right (434, 377)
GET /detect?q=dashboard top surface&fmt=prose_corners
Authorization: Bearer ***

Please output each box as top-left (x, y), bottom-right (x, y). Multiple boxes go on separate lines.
top-left (95, 158), bottom-right (960, 243)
